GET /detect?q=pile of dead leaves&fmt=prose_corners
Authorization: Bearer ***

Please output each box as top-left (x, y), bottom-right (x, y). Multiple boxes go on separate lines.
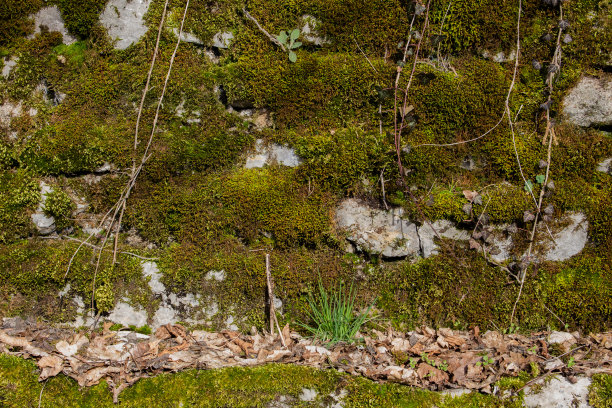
top-left (1, 318), bottom-right (611, 403)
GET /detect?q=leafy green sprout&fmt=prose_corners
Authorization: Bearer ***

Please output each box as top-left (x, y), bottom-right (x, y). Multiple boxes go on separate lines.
top-left (277, 29), bottom-right (302, 62)
top-left (476, 354), bottom-right (495, 367)
top-left (299, 278), bottom-right (375, 345)
top-left (524, 174), bottom-right (546, 192)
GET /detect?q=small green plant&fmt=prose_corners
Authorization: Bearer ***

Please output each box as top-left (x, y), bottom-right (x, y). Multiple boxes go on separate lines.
top-left (567, 356), bottom-right (575, 368)
top-left (277, 29), bottom-right (301, 62)
top-left (299, 278), bottom-right (375, 345)
top-left (409, 357), bottom-right (419, 369)
top-left (476, 353), bottom-right (495, 367)
top-left (420, 353), bottom-right (448, 371)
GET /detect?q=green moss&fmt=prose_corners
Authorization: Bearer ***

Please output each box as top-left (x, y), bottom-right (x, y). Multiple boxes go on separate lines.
top-left (221, 167), bottom-right (332, 248)
top-left (55, 0), bottom-right (108, 39)
top-left (0, 354), bottom-right (520, 407)
top-left (0, 0), bottom-right (43, 45)
top-left (589, 374), bottom-right (612, 408)
top-left (224, 50), bottom-right (390, 129)
top-left (0, 240), bottom-right (147, 320)
top-left (377, 247), bottom-right (611, 332)
top-left (294, 127), bottom-right (390, 193)
top-left (0, 170), bottom-right (39, 244)
top-left (43, 187), bottom-right (74, 230)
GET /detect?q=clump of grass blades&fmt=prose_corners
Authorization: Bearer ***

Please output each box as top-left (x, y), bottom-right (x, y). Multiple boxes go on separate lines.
top-left (300, 279), bottom-right (375, 345)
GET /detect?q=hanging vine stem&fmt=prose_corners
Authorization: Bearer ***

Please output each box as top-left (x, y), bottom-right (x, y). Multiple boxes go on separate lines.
top-left (64, 0), bottom-right (191, 319)
top-left (511, 3), bottom-right (564, 325)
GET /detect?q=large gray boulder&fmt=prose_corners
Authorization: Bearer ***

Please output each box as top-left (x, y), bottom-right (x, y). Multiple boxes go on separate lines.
top-left (100, 0), bottom-right (152, 50)
top-left (563, 75), bottom-right (612, 128)
top-left (335, 199), bottom-right (420, 258)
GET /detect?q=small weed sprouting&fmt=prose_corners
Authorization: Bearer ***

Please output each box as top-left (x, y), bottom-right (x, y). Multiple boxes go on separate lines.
top-left (277, 29), bottom-right (302, 62)
top-left (299, 278), bottom-right (375, 345)
top-left (476, 353), bottom-right (495, 367)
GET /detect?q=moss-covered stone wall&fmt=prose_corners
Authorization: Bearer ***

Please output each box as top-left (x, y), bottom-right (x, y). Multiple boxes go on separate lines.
top-left (0, 0), bottom-right (610, 335)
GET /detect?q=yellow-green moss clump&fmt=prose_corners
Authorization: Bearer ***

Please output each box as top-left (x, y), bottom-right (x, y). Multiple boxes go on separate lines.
top-left (589, 374), bottom-right (612, 408)
top-left (377, 247), bottom-right (612, 333)
top-left (0, 170), bottom-right (39, 244)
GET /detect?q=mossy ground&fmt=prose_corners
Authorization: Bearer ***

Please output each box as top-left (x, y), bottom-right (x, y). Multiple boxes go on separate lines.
top-left (0, 354), bottom-right (522, 407)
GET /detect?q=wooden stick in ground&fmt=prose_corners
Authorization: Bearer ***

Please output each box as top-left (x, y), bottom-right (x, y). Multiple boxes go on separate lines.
top-left (265, 254), bottom-right (286, 347)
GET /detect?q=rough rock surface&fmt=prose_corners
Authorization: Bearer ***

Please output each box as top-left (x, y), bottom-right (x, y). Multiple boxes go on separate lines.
top-left (597, 157), bottom-right (611, 174)
top-left (212, 31), bottom-right (234, 49)
top-left (335, 199), bottom-right (420, 258)
top-left (29, 6), bottom-right (76, 45)
top-left (418, 220), bottom-right (470, 258)
top-left (300, 15), bottom-right (329, 46)
top-left (563, 75), bottom-right (612, 127)
top-left (107, 300), bottom-right (148, 328)
top-left (245, 139), bottom-right (301, 168)
top-left (484, 225), bottom-right (514, 263)
top-left (542, 212), bottom-right (588, 261)
top-left (100, 0), bottom-right (152, 50)
top-left (523, 376), bottom-right (592, 408)
top-left (1, 58), bottom-right (17, 78)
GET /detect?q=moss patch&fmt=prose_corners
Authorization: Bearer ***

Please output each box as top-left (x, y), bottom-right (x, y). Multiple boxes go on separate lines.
top-left (0, 354), bottom-right (520, 407)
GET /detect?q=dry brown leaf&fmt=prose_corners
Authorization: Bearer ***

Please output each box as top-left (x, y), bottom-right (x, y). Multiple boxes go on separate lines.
top-left (38, 355), bottom-right (63, 380)
top-left (79, 366), bottom-right (122, 387)
top-left (417, 363), bottom-right (449, 384)
top-left (462, 190), bottom-right (479, 202)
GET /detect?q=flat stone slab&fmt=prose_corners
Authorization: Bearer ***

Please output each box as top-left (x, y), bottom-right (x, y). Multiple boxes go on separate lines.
top-left (335, 199), bottom-right (419, 258)
top-left (100, 0), bottom-right (152, 50)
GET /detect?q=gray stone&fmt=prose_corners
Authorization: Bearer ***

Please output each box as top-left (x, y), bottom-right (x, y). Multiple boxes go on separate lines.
top-left (563, 75), bottom-right (612, 127)
top-left (173, 29), bottom-right (204, 46)
top-left (524, 376), bottom-right (591, 408)
top-left (335, 199), bottom-right (420, 258)
top-left (212, 31), bottom-right (233, 49)
top-left (549, 331), bottom-right (576, 345)
top-left (543, 212), bottom-right (588, 261)
top-left (484, 224), bottom-right (514, 263)
top-left (207, 270), bottom-right (226, 281)
top-left (225, 315), bottom-right (238, 331)
top-left (100, 0), bottom-right (152, 50)
top-left (597, 158), bottom-right (611, 174)
top-left (152, 304), bottom-right (177, 328)
top-left (245, 139), bottom-right (301, 168)
top-left (107, 300), bottom-right (148, 328)
top-left (58, 283), bottom-right (71, 298)
top-left (142, 261), bottom-right (165, 295)
top-left (441, 388), bottom-right (472, 398)
top-left (417, 220), bottom-right (470, 258)
top-left (2, 58), bottom-right (17, 78)
top-left (29, 6), bottom-right (76, 45)
top-left (300, 15), bottom-right (329, 46)
top-left (31, 213), bottom-right (56, 235)
top-left (298, 388), bottom-right (318, 402)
